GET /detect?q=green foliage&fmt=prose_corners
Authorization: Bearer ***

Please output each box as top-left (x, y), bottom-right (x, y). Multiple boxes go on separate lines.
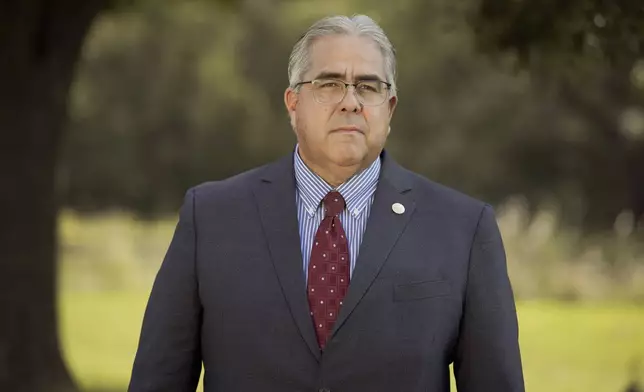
top-left (64, 2), bottom-right (273, 215)
top-left (61, 0), bottom-right (644, 233)
top-left (473, 0), bottom-right (644, 67)
top-left (471, 0), bottom-right (644, 232)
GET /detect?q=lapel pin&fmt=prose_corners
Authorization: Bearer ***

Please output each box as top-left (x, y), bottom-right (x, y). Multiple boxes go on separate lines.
top-left (392, 202), bottom-right (405, 215)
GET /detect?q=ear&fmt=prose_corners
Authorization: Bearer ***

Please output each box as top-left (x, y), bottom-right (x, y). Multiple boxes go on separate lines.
top-left (387, 95), bottom-right (398, 120)
top-left (285, 87), bottom-right (298, 113)
top-left (284, 87), bottom-right (299, 131)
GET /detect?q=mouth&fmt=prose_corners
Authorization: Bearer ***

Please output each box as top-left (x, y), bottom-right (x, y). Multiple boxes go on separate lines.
top-left (332, 126), bottom-right (364, 134)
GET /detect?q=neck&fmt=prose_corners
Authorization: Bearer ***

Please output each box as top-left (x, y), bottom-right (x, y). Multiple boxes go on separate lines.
top-left (315, 164), bottom-right (362, 188)
top-left (298, 153), bottom-right (367, 188)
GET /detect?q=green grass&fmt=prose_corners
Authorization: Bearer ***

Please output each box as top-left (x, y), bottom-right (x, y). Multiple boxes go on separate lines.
top-left (517, 301), bottom-right (644, 391)
top-left (59, 291), bottom-right (148, 390)
top-left (59, 291), bottom-right (644, 392)
top-left (56, 208), bottom-right (644, 391)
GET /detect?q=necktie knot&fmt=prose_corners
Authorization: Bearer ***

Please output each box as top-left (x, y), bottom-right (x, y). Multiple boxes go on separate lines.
top-left (323, 191), bottom-right (346, 217)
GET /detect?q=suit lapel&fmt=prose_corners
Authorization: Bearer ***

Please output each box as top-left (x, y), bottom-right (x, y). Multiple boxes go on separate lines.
top-left (252, 155), bottom-right (321, 361)
top-left (331, 152), bottom-right (416, 338)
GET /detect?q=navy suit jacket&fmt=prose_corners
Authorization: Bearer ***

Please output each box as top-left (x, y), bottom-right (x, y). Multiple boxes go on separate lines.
top-left (128, 150), bottom-right (524, 392)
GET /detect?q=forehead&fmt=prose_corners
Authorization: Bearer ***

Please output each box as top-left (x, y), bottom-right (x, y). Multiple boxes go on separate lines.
top-left (306, 34), bottom-right (386, 80)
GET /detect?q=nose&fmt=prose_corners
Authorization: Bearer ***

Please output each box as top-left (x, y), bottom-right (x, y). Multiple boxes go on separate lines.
top-left (339, 85), bottom-right (362, 113)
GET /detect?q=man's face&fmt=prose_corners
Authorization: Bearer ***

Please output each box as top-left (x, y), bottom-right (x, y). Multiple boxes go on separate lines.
top-left (285, 34), bottom-right (397, 171)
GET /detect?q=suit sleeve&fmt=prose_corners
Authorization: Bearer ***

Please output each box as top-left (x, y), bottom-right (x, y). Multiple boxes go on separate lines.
top-left (128, 188), bottom-right (202, 392)
top-left (453, 204), bottom-right (525, 392)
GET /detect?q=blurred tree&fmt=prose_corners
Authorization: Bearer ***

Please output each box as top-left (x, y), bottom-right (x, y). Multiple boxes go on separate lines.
top-left (0, 1), bottom-right (108, 390)
top-left (61, 2), bottom-right (258, 215)
top-left (0, 0), bottom-right (237, 391)
top-left (60, 0), bottom-right (550, 221)
top-left (60, 0), bottom-right (294, 215)
top-left (472, 0), bottom-right (644, 233)
top-left (55, 0), bottom-right (644, 238)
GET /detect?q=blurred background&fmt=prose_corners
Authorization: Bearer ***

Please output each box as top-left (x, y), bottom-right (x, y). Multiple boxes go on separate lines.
top-left (2, 0), bottom-right (644, 391)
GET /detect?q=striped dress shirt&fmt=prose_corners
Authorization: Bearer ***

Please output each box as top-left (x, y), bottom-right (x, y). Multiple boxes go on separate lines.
top-left (293, 146), bottom-right (381, 283)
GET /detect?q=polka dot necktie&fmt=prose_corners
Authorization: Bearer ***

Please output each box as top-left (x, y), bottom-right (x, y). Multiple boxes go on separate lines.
top-left (306, 190), bottom-right (350, 350)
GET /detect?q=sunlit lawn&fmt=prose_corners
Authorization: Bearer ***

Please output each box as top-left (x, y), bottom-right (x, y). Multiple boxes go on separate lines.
top-left (59, 290), bottom-right (644, 392)
top-left (57, 210), bottom-right (644, 391)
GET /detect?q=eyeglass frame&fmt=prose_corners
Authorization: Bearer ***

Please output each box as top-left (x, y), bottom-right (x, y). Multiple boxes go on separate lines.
top-left (293, 78), bottom-right (393, 106)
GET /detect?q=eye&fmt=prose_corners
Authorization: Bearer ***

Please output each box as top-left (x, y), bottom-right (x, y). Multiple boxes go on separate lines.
top-left (320, 81), bottom-right (341, 88)
top-left (358, 82), bottom-right (380, 92)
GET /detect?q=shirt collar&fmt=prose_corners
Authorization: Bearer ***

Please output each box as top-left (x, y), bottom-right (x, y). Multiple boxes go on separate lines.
top-left (293, 144), bottom-right (381, 218)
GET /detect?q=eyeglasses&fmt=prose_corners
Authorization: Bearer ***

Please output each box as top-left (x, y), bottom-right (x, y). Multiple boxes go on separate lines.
top-left (294, 78), bottom-right (392, 106)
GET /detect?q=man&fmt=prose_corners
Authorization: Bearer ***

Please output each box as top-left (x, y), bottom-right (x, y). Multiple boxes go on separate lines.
top-left (128, 14), bottom-right (524, 392)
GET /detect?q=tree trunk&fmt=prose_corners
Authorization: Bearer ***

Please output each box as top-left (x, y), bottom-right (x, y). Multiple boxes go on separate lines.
top-left (0, 1), bottom-right (107, 391)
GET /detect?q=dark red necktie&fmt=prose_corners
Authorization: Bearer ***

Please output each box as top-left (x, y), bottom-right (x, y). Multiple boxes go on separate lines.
top-left (306, 190), bottom-right (350, 350)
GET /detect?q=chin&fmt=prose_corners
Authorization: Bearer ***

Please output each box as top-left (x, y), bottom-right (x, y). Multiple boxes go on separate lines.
top-left (329, 148), bottom-right (366, 167)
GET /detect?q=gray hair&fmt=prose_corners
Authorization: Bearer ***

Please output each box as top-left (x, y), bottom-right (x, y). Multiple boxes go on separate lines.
top-left (288, 14), bottom-right (398, 97)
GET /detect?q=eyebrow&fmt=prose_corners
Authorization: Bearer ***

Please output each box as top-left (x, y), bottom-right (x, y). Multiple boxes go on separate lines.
top-left (312, 71), bottom-right (385, 82)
